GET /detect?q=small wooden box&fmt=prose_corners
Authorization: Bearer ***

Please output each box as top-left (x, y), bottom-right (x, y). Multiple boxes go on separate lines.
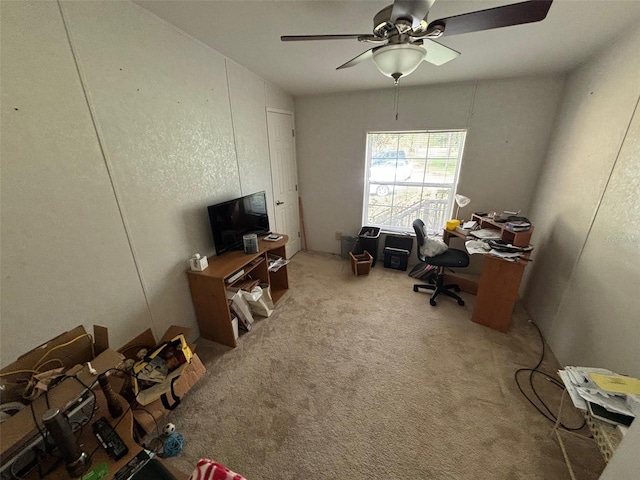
top-left (349, 251), bottom-right (373, 276)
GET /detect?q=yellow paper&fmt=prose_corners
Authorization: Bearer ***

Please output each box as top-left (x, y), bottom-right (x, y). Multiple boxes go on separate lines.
top-left (590, 373), bottom-right (640, 395)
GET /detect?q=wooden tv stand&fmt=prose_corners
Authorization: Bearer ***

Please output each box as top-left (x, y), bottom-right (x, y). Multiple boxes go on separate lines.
top-left (186, 235), bottom-right (288, 347)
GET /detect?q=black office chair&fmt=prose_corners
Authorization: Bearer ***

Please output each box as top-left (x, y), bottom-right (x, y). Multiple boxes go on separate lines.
top-left (412, 218), bottom-right (469, 306)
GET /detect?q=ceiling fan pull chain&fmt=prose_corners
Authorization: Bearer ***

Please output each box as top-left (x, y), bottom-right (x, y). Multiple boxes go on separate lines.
top-left (394, 79), bottom-right (400, 121)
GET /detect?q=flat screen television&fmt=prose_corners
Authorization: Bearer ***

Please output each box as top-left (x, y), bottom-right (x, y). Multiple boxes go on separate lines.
top-left (207, 191), bottom-right (270, 255)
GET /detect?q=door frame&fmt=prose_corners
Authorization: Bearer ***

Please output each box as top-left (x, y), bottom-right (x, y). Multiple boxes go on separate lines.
top-left (265, 107), bottom-right (300, 256)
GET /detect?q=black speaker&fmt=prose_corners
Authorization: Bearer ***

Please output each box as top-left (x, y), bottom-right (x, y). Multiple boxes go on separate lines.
top-left (42, 408), bottom-right (91, 477)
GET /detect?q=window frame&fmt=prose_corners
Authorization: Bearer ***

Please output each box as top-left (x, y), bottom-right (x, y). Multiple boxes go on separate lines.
top-left (363, 129), bottom-right (467, 235)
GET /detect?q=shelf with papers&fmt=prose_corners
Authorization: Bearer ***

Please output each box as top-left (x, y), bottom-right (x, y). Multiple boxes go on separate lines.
top-left (186, 235), bottom-right (289, 347)
top-left (471, 214), bottom-right (534, 247)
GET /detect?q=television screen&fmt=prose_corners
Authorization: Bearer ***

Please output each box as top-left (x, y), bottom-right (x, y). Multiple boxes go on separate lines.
top-left (208, 191), bottom-right (270, 255)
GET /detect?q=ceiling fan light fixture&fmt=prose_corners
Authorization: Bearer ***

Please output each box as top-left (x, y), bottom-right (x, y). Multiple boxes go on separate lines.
top-left (372, 44), bottom-right (426, 78)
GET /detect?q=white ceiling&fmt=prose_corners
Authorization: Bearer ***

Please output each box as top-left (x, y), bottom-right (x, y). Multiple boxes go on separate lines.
top-left (135, 0), bottom-right (640, 97)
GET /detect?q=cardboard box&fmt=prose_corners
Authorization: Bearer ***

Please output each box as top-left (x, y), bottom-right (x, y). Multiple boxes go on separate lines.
top-left (0, 326), bottom-right (124, 464)
top-left (133, 353), bottom-right (206, 435)
top-left (118, 325), bottom-right (196, 360)
top-left (0, 325), bottom-right (109, 404)
top-left (120, 325), bottom-right (206, 434)
top-left (0, 324), bottom-right (205, 457)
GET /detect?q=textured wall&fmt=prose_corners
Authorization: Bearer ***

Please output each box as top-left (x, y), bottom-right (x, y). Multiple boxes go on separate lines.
top-left (226, 60), bottom-right (275, 225)
top-left (60, 0), bottom-right (240, 341)
top-left (523, 25), bottom-right (640, 378)
top-left (0, 0), bottom-right (152, 362)
top-left (295, 77), bottom-right (563, 255)
top-left (0, 1), bottom-right (294, 365)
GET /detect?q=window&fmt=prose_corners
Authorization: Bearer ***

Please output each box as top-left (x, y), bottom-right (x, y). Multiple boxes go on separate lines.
top-left (364, 130), bottom-right (466, 234)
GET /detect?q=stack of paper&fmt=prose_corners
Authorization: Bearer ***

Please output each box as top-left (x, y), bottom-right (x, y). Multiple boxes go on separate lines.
top-left (469, 228), bottom-right (502, 240)
top-left (465, 240), bottom-right (490, 255)
top-left (558, 366), bottom-right (639, 423)
top-left (488, 249), bottom-right (521, 260)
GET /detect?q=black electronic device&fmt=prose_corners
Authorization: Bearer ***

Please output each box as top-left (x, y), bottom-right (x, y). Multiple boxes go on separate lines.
top-left (43, 408), bottom-right (91, 477)
top-left (588, 402), bottom-right (634, 427)
top-left (207, 191), bottom-right (270, 256)
top-left (92, 416), bottom-right (128, 460)
top-left (113, 450), bottom-right (177, 480)
top-left (129, 458), bottom-right (177, 480)
top-left (114, 449), bottom-right (153, 480)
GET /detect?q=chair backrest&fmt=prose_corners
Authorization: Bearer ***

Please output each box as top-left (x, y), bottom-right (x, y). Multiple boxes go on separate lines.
top-left (412, 219), bottom-right (426, 262)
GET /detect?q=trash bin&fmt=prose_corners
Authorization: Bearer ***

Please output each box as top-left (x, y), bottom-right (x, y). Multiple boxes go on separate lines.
top-left (357, 226), bottom-right (381, 267)
top-left (340, 235), bottom-right (358, 259)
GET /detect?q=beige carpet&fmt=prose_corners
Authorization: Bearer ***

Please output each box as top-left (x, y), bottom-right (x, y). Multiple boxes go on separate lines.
top-left (163, 251), bottom-right (605, 479)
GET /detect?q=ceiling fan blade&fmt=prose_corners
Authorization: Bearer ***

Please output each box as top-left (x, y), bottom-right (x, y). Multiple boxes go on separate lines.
top-left (281, 34), bottom-right (372, 42)
top-left (422, 39), bottom-right (460, 66)
top-left (336, 49), bottom-right (375, 70)
top-left (390, 0), bottom-right (436, 28)
top-left (429, 0), bottom-right (553, 38)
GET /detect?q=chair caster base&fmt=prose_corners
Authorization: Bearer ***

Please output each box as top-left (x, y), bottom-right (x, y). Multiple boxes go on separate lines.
top-left (458, 299), bottom-right (465, 306)
top-left (413, 285), bottom-right (419, 292)
top-left (430, 299), bottom-right (437, 306)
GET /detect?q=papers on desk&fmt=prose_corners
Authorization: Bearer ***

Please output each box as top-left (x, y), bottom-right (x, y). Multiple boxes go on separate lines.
top-left (465, 240), bottom-right (490, 255)
top-left (591, 373), bottom-right (640, 395)
top-left (465, 239), bottom-right (532, 262)
top-left (469, 228), bottom-right (502, 240)
top-left (558, 366), bottom-right (639, 422)
top-left (488, 249), bottom-right (521, 260)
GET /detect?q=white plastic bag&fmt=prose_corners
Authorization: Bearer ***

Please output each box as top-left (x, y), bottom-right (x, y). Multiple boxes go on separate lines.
top-left (226, 290), bottom-right (255, 331)
top-left (260, 285), bottom-right (275, 310)
top-left (241, 285), bottom-right (274, 318)
top-left (241, 286), bottom-right (262, 302)
top-left (420, 225), bottom-right (448, 258)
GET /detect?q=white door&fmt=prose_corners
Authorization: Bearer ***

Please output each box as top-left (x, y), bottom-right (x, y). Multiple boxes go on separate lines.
top-left (267, 109), bottom-right (301, 258)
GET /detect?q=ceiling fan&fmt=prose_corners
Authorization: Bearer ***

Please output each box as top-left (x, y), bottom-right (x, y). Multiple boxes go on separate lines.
top-left (281, 0), bottom-right (553, 83)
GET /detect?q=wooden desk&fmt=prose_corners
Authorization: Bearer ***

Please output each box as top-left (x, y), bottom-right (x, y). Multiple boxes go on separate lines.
top-left (186, 235), bottom-right (289, 347)
top-left (443, 220), bottom-right (532, 333)
top-left (472, 255), bottom-right (527, 332)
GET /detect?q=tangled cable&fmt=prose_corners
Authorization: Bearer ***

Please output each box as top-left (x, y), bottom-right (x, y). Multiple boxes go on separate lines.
top-left (514, 321), bottom-right (586, 431)
top-left (163, 432), bottom-right (185, 457)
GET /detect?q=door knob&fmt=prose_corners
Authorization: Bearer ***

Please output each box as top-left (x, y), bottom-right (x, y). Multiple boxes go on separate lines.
top-left (276, 200), bottom-right (284, 205)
